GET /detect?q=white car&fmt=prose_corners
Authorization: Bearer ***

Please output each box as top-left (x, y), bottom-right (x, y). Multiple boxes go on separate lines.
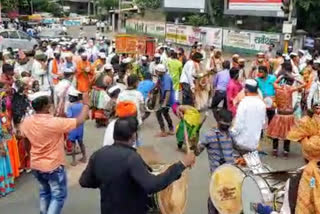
top-left (0, 30), bottom-right (38, 52)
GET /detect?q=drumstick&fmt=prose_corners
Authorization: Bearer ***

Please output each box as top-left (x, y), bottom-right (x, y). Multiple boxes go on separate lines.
top-left (183, 120), bottom-right (191, 154)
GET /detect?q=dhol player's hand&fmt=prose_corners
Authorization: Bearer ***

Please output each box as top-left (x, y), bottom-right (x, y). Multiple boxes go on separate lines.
top-left (181, 153), bottom-right (196, 168)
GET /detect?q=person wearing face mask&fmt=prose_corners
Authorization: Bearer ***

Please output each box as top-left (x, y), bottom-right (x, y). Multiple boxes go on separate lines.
top-left (76, 52), bottom-right (94, 93)
top-left (48, 50), bottom-right (62, 85)
top-left (250, 53), bottom-right (270, 78)
top-left (194, 108), bottom-right (234, 214)
top-left (230, 79), bottom-right (266, 152)
top-left (256, 66), bottom-right (277, 124)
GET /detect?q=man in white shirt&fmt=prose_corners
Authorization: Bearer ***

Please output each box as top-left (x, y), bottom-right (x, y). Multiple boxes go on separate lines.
top-left (117, 74), bottom-right (144, 125)
top-left (180, 52), bottom-right (203, 105)
top-left (307, 59), bottom-right (320, 110)
top-left (231, 79), bottom-right (266, 152)
top-left (32, 51), bottom-right (51, 92)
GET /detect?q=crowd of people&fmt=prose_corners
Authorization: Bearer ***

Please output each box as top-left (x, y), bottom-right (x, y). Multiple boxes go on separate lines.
top-left (1, 27), bottom-right (320, 214)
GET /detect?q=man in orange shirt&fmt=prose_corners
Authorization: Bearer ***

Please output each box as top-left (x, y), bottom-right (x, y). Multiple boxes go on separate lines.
top-left (20, 91), bottom-right (89, 214)
top-left (76, 52), bottom-right (94, 93)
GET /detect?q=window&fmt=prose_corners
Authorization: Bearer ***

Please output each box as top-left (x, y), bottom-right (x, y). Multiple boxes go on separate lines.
top-left (0, 32), bottom-right (9, 38)
top-left (19, 31), bottom-right (30, 40)
top-left (8, 31), bottom-right (19, 39)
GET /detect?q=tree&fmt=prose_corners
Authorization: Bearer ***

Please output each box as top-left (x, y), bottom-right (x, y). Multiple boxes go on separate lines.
top-left (98, 0), bottom-right (118, 9)
top-left (134, 0), bottom-right (161, 9)
top-left (186, 14), bottom-right (209, 26)
top-left (296, 0), bottom-right (320, 33)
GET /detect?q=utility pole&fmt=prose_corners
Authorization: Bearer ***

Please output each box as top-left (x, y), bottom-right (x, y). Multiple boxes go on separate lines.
top-left (283, 0), bottom-right (295, 54)
top-left (30, 0), bottom-right (34, 14)
top-left (118, 0), bottom-right (121, 32)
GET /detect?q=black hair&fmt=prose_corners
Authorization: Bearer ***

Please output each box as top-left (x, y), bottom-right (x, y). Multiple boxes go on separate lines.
top-left (114, 117), bottom-right (138, 141)
top-left (110, 88), bottom-right (121, 98)
top-left (69, 95), bottom-right (80, 103)
top-left (2, 63), bottom-right (13, 74)
top-left (78, 48), bottom-right (85, 55)
top-left (258, 65), bottom-right (268, 74)
top-left (222, 60), bottom-right (231, 70)
top-left (144, 72), bottom-right (152, 80)
top-left (216, 108), bottom-right (233, 124)
top-left (283, 60), bottom-right (292, 72)
top-left (111, 55), bottom-right (119, 65)
top-left (32, 96), bottom-right (49, 112)
top-left (127, 74), bottom-right (139, 88)
top-left (171, 52), bottom-right (178, 59)
top-left (229, 67), bottom-right (239, 79)
top-left (276, 51), bottom-right (282, 57)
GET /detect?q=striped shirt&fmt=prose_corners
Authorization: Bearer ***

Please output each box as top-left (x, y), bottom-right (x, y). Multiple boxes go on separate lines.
top-left (198, 128), bottom-right (234, 173)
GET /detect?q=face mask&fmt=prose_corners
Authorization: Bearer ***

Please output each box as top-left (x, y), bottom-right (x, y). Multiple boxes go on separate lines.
top-left (257, 73), bottom-right (264, 78)
top-left (258, 58), bottom-right (264, 63)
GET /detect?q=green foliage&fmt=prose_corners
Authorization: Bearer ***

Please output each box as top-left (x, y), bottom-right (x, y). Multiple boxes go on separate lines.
top-left (99, 0), bottom-right (119, 9)
top-left (296, 0), bottom-right (320, 11)
top-left (134, 0), bottom-right (161, 9)
top-left (186, 14), bottom-right (209, 27)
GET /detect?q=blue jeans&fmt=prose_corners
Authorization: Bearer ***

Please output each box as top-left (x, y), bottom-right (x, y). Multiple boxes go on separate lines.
top-left (32, 166), bottom-right (67, 214)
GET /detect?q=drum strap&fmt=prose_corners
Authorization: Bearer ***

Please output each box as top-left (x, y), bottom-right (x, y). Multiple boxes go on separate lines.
top-left (288, 172), bottom-right (303, 214)
top-left (215, 130), bottom-right (226, 165)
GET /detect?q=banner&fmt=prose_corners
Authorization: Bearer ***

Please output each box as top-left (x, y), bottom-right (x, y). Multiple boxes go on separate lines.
top-left (164, 0), bottom-right (206, 12)
top-left (228, 0), bottom-right (282, 11)
top-left (223, 29), bottom-right (281, 53)
top-left (200, 27), bottom-right (223, 49)
top-left (125, 19), bottom-right (165, 39)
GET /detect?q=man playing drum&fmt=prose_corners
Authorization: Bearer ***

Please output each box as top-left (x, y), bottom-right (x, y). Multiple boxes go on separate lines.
top-left (79, 117), bottom-right (195, 214)
top-left (194, 108), bottom-right (234, 214)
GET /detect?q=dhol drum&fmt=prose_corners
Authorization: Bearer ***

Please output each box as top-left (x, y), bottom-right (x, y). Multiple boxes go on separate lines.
top-left (264, 96), bottom-right (275, 110)
top-left (242, 174), bottom-right (285, 214)
top-left (210, 164), bottom-right (247, 214)
top-left (148, 164), bottom-right (188, 214)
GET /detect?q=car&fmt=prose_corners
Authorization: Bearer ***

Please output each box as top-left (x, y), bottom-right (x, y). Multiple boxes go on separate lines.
top-left (38, 29), bottom-right (71, 41)
top-left (0, 30), bottom-right (38, 52)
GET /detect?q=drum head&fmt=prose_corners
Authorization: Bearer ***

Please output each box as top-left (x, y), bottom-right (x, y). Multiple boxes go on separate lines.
top-left (210, 164), bottom-right (245, 214)
top-left (242, 176), bottom-right (270, 214)
top-left (157, 165), bottom-right (188, 214)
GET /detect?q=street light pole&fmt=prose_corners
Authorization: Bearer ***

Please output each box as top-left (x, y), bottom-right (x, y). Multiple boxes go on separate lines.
top-left (118, 0), bottom-right (121, 32)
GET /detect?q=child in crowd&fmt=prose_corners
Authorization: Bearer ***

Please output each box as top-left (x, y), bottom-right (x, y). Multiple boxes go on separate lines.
top-left (66, 89), bottom-right (86, 166)
top-left (194, 108), bottom-right (234, 214)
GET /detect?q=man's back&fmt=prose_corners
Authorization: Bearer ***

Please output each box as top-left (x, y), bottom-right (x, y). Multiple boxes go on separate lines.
top-left (20, 114), bottom-right (76, 172)
top-left (80, 143), bottom-right (186, 214)
top-left (232, 96), bottom-right (266, 151)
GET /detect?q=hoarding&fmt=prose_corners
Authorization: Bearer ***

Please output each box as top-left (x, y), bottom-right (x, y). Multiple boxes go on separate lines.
top-left (164, 0), bottom-right (206, 12)
top-left (229, 0), bottom-right (282, 11)
top-left (225, 0), bottom-right (285, 17)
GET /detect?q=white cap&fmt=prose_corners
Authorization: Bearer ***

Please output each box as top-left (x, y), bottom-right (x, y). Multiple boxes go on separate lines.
top-left (154, 53), bottom-right (161, 58)
top-left (245, 79), bottom-right (258, 87)
top-left (108, 85), bottom-right (121, 94)
top-left (257, 52), bottom-right (264, 56)
top-left (64, 52), bottom-right (73, 58)
top-left (98, 52), bottom-right (107, 59)
top-left (28, 91), bottom-right (51, 102)
top-left (298, 49), bottom-right (305, 55)
top-left (141, 56), bottom-right (147, 61)
top-left (122, 57), bottom-right (133, 64)
top-left (170, 48), bottom-right (176, 52)
top-left (54, 49), bottom-right (60, 54)
top-left (63, 67), bottom-right (75, 74)
top-left (306, 55), bottom-right (313, 61)
top-left (198, 42), bottom-right (203, 46)
top-left (314, 58), bottom-right (320, 64)
top-left (290, 52), bottom-right (298, 57)
top-left (103, 63), bottom-right (113, 70)
top-left (81, 52), bottom-right (88, 57)
top-left (155, 64), bottom-right (166, 73)
top-left (68, 88), bottom-right (81, 97)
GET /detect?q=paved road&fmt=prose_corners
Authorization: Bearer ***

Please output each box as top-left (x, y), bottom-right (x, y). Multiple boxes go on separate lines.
top-left (0, 112), bottom-right (305, 214)
top-left (0, 26), bottom-right (305, 213)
